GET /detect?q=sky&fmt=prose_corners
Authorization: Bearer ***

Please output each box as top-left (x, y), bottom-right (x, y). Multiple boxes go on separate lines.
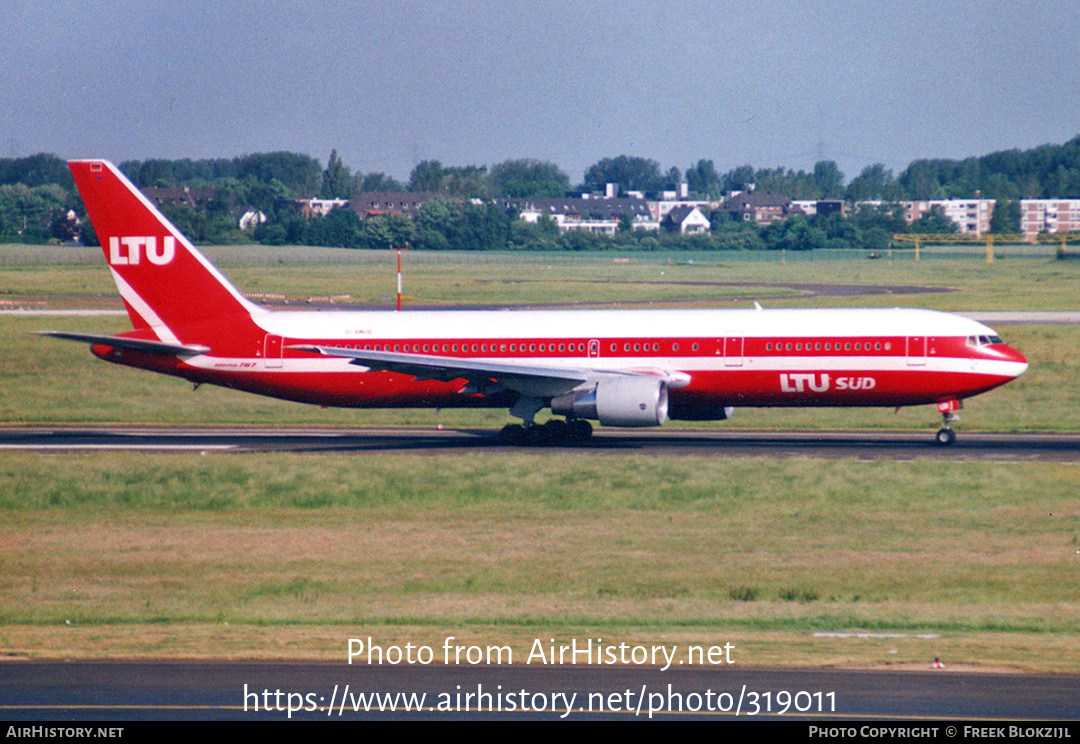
top-left (5, 0), bottom-right (1079, 184)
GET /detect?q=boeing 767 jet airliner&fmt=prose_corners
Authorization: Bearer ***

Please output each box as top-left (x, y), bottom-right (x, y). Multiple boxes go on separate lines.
top-left (44, 160), bottom-right (1028, 445)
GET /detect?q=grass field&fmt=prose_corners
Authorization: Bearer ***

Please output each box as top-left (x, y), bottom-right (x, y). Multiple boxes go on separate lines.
top-left (2, 452), bottom-right (1078, 670)
top-left (4, 243), bottom-right (1080, 311)
top-left (2, 246), bottom-right (1080, 671)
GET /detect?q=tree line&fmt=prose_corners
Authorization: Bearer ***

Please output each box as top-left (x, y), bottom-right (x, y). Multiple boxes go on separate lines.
top-left (1, 135), bottom-right (1078, 246)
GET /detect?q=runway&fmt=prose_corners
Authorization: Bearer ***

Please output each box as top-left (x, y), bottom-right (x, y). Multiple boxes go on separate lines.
top-left (3, 425), bottom-right (1080, 460)
top-left (2, 661), bottom-right (1078, 721)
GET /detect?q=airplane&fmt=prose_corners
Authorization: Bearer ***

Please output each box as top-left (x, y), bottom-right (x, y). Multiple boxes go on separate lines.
top-left (43, 159), bottom-right (1028, 446)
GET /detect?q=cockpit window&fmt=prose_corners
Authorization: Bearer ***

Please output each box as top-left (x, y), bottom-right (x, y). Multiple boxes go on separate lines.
top-left (967, 335), bottom-right (1005, 347)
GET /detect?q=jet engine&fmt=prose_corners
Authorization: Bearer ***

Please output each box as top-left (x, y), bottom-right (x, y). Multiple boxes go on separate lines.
top-left (550, 377), bottom-right (669, 427)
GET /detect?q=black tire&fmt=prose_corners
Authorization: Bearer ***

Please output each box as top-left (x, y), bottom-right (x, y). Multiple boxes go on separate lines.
top-left (935, 428), bottom-right (956, 446)
top-left (524, 425), bottom-right (548, 446)
top-left (543, 419), bottom-right (570, 444)
top-left (567, 419), bottom-right (593, 442)
top-left (499, 424), bottom-right (526, 445)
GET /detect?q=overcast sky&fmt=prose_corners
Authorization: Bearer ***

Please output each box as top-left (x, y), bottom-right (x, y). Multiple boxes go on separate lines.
top-left (5, 0), bottom-right (1079, 183)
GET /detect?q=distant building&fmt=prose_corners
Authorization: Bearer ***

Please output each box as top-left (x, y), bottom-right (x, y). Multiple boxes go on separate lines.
top-left (791, 200), bottom-right (846, 218)
top-left (297, 198), bottom-right (349, 218)
top-left (661, 205), bottom-right (711, 234)
top-left (650, 197), bottom-right (716, 222)
top-left (722, 190), bottom-right (791, 225)
top-left (142, 186), bottom-right (217, 209)
top-left (513, 197), bottom-right (657, 235)
top-left (1020, 199), bottom-right (1080, 235)
top-left (239, 210), bottom-right (267, 230)
top-left (903, 199), bottom-right (995, 235)
top-left (350, 192), bottom-right (445, 218)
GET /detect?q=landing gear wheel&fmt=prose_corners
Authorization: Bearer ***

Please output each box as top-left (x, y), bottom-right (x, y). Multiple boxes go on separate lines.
top-left (524, 424), bottom-right (548, 446)
top-left (566, 419), bottom-right (593, 443)
top-left (935, 428), bottom-right (956, 446)
top-left (499, 423), bottom-right (526, 445)
top-left (542, 419), bottom-right (569, 444)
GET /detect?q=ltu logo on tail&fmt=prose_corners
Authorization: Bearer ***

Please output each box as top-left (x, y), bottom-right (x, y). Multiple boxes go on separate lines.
top-left (109, 236), bottom-right (176, 266)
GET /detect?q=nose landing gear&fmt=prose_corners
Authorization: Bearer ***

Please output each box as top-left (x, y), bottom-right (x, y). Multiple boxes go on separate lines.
top-left (935, 423), bottom-right (957, 446)
top-left (934, 400), bottom-right (962, 445)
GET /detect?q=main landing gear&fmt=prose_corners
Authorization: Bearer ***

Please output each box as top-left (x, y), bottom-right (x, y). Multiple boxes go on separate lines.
top-left (498, 418), bottom-right (593, 446)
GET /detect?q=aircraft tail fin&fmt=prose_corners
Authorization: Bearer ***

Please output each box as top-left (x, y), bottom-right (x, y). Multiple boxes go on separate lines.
top-left (68, 160), bottom-right (264, 347)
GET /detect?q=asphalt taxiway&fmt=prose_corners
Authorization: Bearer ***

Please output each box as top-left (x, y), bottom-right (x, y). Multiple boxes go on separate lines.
top-left (3, 425), bottom-right (1080, 461)
top-left (2, 661), bottom-right (1078, 721)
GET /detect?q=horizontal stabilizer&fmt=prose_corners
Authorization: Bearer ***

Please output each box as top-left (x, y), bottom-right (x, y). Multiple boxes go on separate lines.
top-left (39, 331), bottom-right (210, 356)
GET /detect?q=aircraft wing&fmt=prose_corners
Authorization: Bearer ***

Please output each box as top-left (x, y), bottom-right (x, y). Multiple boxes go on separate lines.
top-left (290, 344), bottom-right (595, 398)
top-left (39, 331), bottom-right (210, 357)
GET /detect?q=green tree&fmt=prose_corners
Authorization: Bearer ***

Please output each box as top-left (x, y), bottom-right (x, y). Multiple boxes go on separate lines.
top-left (448, 203), bottom-right (510, 251)
top-left (306, 207), bottom-right (363, 248)
top-left (812, 161), bottom-right (845, 198)
top-left (508, 215), bottom-right (560, 251)
top-left (442, 165), bottom-right (488, 198)
top-left (356, 172), bottom-right (406, 193)
top-left (409, 160), bottom-right (445, 192)
top-left (685, 159), bottom-right (722, 199)
top-left (0, 153), bottom-right (72, 189)
top-left (234, 152), bottom-right (322, 196)
top-left (412, 199), bottom-right (457, 251)
top-left (582, 155), bottom-right (664, 193)
top-left (911, 206), bottom-right (958, 234)
top-left (320, 149), bottom-right (352, 199)
top-left (989, 199), bottom-right (1021, 234)
top-left (845, 164), bottom-right (894, 201)
top-left (487, 159), bottom-right (570, 197)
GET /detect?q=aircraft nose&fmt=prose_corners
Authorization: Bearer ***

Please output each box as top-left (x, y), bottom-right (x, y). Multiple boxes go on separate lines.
top-left (998, 344), bottom-right (1028, 375)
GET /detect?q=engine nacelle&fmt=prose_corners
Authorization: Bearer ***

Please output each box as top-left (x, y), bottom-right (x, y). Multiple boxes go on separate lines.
top-left (551, 377), bottom-right (669, 427)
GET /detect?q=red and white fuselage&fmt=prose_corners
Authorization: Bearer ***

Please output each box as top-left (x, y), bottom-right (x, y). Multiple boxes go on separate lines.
top-left (165, 307), bottom-right (1025, 411)
top-left (54, 160), bottom-right (1028, 435)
